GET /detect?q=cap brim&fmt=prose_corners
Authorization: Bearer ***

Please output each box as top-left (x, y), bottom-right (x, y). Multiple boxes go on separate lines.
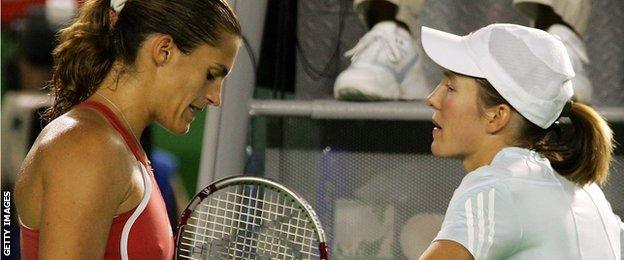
top-left (421, 26), bottom-right (484, 78)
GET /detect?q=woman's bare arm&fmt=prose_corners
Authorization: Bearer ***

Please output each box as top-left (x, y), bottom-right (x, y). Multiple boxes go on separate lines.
top-left (36, 125), bottom-right (131, 259)
top-left (420, 240), bottom-right (474, 260)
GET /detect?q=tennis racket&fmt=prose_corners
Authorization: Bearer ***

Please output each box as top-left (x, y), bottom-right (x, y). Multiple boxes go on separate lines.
top-left (175, 176), bottom-right (329, 259)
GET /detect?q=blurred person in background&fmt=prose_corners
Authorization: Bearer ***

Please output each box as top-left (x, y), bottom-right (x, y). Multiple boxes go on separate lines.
top-left (334, 0), bottom-right (593, 104)
top-left (1, 4), bottom-right (74, 259)
top-left (514, 0), bottom-right (594, 104)
top-left (2, 1), bottom-right (75, 189)
top-left (333, 0), bottom-right (431, 101)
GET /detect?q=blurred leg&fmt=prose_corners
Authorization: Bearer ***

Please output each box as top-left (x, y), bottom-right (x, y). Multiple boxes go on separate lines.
top-left (334, 0), bottom-right (429, 101)
top-left (534, 4), bottom-right (575, 35)
top-left (513, 0), bottom-right (590, 36)
top-left (514, 0), bottom-right (593, 103)
top-left (364, 0), bottom-right (410, 32)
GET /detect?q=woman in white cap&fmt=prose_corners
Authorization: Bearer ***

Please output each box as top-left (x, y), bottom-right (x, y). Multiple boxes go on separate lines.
top-left (14, 0), bottom-right (241, 259)
top-left (418, 23), bottom-right (622, 259)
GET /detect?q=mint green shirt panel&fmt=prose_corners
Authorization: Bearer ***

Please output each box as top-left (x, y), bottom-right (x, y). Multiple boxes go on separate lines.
top-left (504, 176), bottom-right (579, 259)
top-left (434, 179), bottom-right (523, 259)
top-left (620, 216), bottom-right (624, 257)
top-left (434, 147), bottom-right (622, 260)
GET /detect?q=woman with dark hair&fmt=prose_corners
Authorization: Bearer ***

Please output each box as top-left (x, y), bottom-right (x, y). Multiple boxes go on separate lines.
top-left (14, 0), bottom-right (241, 258)
top-left (418, 24), bottom-right (622, 259)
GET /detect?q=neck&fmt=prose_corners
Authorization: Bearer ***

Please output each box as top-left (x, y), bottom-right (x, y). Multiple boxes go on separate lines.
top-left (90, 69), bottom-right (151, 143)
top-left (461, 138), bottom-right (508, 173)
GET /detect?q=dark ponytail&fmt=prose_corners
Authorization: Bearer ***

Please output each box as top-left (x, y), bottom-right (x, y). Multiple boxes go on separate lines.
top-left (474, 76), bottom-right (615, 186)
top-left (519, 102), bottom-right (614, 186)
top-left (43, 0), bottom-right (241, 123)
top-left (43, 0), bottom-right (116, 123)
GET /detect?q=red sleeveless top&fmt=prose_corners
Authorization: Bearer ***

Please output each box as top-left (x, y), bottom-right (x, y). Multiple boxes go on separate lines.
top-left (20, 100), bottom-right (174, 259)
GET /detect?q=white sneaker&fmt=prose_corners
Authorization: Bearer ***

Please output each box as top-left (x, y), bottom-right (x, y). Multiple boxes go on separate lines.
top-left (334, 21), bottom-right (429, 101)
top-left (548, 24), bottom-right (593, 103)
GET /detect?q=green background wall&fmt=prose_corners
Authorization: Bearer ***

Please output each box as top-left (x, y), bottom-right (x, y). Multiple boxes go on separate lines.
top-left (151, 111), bottom-right (206, 198)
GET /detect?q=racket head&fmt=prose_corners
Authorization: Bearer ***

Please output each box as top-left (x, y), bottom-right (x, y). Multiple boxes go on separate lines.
top-left (175, 176), bottom-right (328, 259)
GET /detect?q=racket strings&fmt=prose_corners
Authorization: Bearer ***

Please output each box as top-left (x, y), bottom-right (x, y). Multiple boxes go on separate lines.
top-left (178, 184), bottom-right (320, 259)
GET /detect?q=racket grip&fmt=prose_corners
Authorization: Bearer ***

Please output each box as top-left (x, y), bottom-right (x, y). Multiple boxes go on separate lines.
top-left (319, 242), bottom-right (329, 260)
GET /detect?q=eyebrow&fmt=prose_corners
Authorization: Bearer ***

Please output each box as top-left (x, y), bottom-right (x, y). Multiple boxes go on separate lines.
top-left (211, 64), bottom-right (230, 78)
top-left (443, 70), bottom-right (457, 80)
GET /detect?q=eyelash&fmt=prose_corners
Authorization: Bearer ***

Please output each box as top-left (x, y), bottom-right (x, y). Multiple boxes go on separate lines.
top-left (207, 72), bottom-right (216, 81)
top-left (445, 83), bottom-right (455, 92)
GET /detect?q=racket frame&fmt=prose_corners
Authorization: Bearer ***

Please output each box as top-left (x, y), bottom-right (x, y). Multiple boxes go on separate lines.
top-left (175, 175), bottom-right (329, 260)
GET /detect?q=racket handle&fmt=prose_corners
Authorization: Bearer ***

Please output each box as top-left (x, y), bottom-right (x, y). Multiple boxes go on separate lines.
top-left (319, 242), bottom-right (329, 260)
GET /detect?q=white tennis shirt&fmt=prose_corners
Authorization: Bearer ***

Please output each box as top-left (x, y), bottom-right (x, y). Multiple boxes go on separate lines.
top-left (434, 147), bottom-right (623, 259)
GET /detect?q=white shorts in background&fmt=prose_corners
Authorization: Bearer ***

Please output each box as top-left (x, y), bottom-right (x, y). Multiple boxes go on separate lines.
top-left (513, 0), bottom-right (591, 35)
top-left (353, 0), bottom-right (590, 37)
top-left (353, 0), bottom-right (425, 37)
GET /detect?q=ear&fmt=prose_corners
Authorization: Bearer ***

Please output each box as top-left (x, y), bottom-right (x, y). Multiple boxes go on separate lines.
top-left (151, 34), bottom-right (176, 66)
top-left (484, 104), bottom-right (513, 134)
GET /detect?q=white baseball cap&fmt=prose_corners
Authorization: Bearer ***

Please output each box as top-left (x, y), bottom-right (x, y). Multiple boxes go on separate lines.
top-left (421, 23), bottom-right (575, 129)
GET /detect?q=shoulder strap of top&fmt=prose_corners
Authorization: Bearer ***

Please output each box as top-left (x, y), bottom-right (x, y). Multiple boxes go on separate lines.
top-left (76, 100), bottom-right (149, 166)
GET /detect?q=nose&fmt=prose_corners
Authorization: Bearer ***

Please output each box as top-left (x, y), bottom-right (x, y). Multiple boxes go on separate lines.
top-left (426, 84), bottom-right (440, 109)
top-left (205, 81), bottom-right (223, 107)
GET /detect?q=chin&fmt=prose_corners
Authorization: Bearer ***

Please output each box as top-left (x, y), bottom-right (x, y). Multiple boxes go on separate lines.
top-left (172, 124), bottom-right (191, 135)
top-left (430, 143), bottom-right (441, 157)
top-left (430, 143), bottom-right (451, 158)
top-left (159, 121), bottom-right (191, 135)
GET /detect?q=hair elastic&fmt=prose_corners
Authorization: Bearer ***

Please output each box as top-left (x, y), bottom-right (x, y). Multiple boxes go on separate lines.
top-left (560, 100), bottom-right (573, 118)
top-left (110, 0), bottom-right (126, 13)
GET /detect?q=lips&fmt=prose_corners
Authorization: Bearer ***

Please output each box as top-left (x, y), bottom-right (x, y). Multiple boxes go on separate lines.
top-left (184, 104), bottom-right (204, 122)
top-left (189, 104), bottom-right (204, 113)
top-left (432, 117), bottom-right (443, 139)
top-left (432, 118), bottom-right (443, 130)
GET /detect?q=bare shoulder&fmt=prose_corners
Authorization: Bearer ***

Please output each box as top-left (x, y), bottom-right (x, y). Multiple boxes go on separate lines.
top-left (15, 108), bottom-right (137, 226)
top-left (31, 108), bottom-right (134, 178)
